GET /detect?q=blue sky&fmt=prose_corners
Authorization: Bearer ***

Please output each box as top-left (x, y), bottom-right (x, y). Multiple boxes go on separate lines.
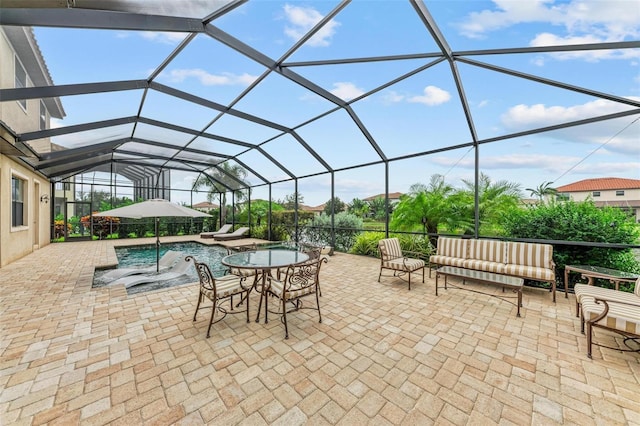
top-left (33, 0), bottom-right (640, 207)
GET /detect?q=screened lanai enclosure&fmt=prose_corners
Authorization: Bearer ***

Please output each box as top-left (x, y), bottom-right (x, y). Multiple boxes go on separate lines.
top-left (1, 1), bottom-right (639, 247)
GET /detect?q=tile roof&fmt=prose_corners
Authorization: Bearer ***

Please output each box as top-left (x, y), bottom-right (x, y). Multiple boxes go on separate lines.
top-left (300, 203), bottom-right (325, 212)
top-left (555, 177), bottom-right (640, 192)
top-left (363, 192), bottom-right (404, 201)
top-left (192, 201), bottom-right (218, 209)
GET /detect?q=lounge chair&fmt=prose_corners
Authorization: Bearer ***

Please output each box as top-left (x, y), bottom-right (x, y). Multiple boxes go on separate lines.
top-left (213, 227), bottom-right (250, 241)
top-left (108, 257), bottom-right (194, 288)
top-left (200, 224), bottom-right (233, 239)
top-left (101, 250), bottom-right (183, 282)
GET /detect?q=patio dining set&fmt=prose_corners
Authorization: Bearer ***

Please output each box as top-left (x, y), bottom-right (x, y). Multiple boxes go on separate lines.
top-left (189, 242), bottom-right (327, 339)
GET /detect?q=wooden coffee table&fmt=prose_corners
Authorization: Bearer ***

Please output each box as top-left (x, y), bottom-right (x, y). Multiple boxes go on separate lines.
top-left (435, 266), bottom-right (524, 317)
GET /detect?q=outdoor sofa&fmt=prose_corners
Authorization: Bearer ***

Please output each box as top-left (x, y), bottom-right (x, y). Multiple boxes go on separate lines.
top-left (429, 236), bottom-right (557, 301)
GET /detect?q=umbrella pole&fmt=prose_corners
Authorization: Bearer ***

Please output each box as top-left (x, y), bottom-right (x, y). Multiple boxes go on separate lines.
top-left (156, 217), bottom-right (160, 273)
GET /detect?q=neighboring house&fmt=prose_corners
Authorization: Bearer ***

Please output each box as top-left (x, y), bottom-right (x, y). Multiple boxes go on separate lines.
top-left (0, 26), bottom-right (65, 266)
top-left (555, 177), bottom-right (640, 222)
top-left (363, 192), bottom-right (404, 204)
top-left (300, 204), bottom-right (325, 215)
top-left (192, 201), bottom-right (219, 211)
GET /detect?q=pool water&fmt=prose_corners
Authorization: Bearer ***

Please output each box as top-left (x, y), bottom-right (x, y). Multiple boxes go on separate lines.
top-left (93, 242), bottom-right (229, 295)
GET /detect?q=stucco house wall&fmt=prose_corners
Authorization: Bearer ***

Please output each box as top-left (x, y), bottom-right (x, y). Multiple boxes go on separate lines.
top-left (0, 27), bottom-right (64, 267)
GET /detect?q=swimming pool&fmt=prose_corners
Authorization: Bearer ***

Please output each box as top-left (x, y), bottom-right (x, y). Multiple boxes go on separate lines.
top-left (93, 242), bottom-right (229, 295)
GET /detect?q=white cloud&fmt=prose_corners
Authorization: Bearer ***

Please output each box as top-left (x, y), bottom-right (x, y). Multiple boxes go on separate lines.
top-left (500, 98), bottom-right (640, 155)
top-left (433, 153), bottom-right (578, 174)
top-left (330, 82), bottom-right (365, 101)
top-left (166, 69), bottom-right (257, 86)
top-left (140, 31), bottom-right (188, 44)
top-left (457, 1), bottom-right (640, 61)
top-left (501, 97), bottom-right (639, 128)
top-left (283, 4), bottom-right (340, 47)
top-left (382, 90), bottom-right (405, 103)
top-left (407, 86), bottom-right (451, 106)
top-left (531, 33), bottom-right (640, 61)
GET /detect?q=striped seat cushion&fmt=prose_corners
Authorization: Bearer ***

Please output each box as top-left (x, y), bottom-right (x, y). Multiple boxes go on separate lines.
top-left (230, 267), bottom-right (258, 278)
top-left (201, 276), bottom-right (246, 300)
top-left (384, 257), bottom-right (425, 272)
top-left (506, 242), bottom-right (553, 269)
top-left (436, 237), bottom-right (468, 259)
top-left (581, 296), bottom-right (640, 335)
top-left (469, 239), bottom-right (506, 263)
top-left (462, 259), bottom-right (506, 274)
top-left (504, 264), bottom-right (554, 281)
top-left (575, 283), bottom-right (640, 306)
top-left (429, 255), bottom-right (466, 268)
top-left (378, 238), bottom-right (404, 261)
top-left (269, 277), bottom-right (317, 299)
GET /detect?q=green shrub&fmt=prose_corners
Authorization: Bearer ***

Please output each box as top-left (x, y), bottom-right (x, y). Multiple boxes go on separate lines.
top-left (350, 232), bottom-right (433, 259)
top-left (350, 232), bottom-right (385, 256)
top-left (503, 200), bottom-right (640, 291)
top-left (304, 212), bottom-right (363, 251)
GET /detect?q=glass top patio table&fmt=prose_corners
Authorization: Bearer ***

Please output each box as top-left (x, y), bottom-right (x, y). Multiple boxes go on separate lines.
top-left (222, 249), bottom-right (310, 323)
top-left (564, 264), bottom-right (640, 296)
top-left (221, 249), bottom-right (309, 270)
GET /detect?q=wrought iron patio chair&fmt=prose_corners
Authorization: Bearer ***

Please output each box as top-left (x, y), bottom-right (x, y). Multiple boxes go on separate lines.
top-left (186, 255), bottom-right (251, 338)
top-left (265, 256), bottom-right (328, 339)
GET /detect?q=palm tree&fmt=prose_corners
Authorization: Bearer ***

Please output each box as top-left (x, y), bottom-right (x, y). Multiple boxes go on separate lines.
top-left (347, 198), bottom-right (370, 218)
top-left (526, 181), bottom-right (558, 201)
top-left (391, 174), bottom-right (462, 245)
top-left (460, 173), bottom-right (522, 234)
top-left (278, 192), bottom-right (304, 210)
top-left (368, 197), bottom-right (392, 221)
top-left (193, 162), bottom-right (249, 225)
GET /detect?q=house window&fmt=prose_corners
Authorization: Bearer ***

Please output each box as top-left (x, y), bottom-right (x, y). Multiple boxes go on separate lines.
top-left (15, 59), bottom-right (27, 110)
top-left (12, 176), bottom-right (26, 227)
top-left (592, 191), bottom-right (600, 197)
top-left (40, 100), bottom-right (47, 130)
top-left (55, 181), bottom-right (70, 191)
top-left (616, 190), bottom-right (625, 196)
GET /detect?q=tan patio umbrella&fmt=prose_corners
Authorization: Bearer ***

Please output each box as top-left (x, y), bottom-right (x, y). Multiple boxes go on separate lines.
top-left (93, 199), bottom-right (211, 272)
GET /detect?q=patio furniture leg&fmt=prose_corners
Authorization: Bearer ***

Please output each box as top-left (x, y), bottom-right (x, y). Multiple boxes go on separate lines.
top-left (207, 302), bottom-right (216, 338)
top-left (245, 294), bottom-right (250, 324)
top-left (193, 293), bottom-right (203, 321)
top-left (586, 321), bottom-right (593, 359)
top-left (283, 298), bottom-right (289, 339)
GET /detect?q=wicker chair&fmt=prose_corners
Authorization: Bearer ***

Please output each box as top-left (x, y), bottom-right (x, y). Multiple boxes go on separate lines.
top-left (378, 237), bottom-right (425, 290)
top-left (186, 256), bottom-right (251, 338)
top-left (265, 256), bottom-right (328, 339)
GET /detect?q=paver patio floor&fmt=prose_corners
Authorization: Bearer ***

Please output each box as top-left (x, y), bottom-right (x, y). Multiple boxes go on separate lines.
top-left (1, 237), bottom-right (639, 425)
